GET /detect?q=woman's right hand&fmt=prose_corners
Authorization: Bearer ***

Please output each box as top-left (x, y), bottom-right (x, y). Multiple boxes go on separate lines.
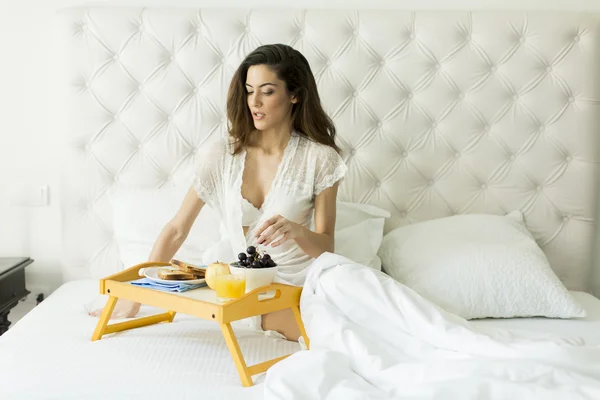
top-left (89, 299), bottom-right (141, 319)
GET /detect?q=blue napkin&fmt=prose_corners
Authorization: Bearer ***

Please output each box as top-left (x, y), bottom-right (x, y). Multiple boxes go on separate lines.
top-left (130, 277), bottom-right (207, 293)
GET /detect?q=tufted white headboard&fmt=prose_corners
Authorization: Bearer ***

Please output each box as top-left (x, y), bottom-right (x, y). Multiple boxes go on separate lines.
top-left (58, 8), bottom-right (600, 292)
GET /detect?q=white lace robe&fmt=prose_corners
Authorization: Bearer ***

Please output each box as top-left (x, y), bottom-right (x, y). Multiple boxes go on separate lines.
top-left (192, 132), bottom-right (347, 286)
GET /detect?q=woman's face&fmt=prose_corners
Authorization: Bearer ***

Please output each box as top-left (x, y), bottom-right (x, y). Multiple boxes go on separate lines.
top-left (246, 64), bottom-right (297, 132)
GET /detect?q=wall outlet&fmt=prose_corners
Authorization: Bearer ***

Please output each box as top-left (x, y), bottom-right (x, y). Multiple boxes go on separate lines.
top-left (9, 184), bottom-right (49, 207)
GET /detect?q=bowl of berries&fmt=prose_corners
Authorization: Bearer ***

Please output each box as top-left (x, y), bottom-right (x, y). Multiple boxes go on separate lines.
top-left (229, 246), bottom-right (278, 293)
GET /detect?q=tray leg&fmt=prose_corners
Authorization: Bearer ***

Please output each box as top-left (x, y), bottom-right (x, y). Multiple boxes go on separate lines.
top-left (167, 311), bottom-right (177, 322)
top-left (91, 296), bottom-right (118, 341)
top-left (92, 297), bottom-right (176, 341)
top-left (220, 323), bottom-right (253, 387)
top-left (291, 305), bottom-right (310, 350)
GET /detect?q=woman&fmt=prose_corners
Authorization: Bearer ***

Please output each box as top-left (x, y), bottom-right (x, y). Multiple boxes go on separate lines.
top-left (102, 44), bottom-right (347, 341)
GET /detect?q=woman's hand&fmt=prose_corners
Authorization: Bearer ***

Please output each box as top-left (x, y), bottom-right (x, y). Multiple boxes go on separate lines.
top-left (255, 214), bottom-right (304, 247)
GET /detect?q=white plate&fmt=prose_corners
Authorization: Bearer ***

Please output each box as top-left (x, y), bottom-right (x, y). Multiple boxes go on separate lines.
top-left (142, 266), bottom-right (206, 285)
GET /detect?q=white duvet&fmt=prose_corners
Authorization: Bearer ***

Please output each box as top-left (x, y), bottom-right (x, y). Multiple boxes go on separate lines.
top-left (264, 253), bottom-right (600, 399)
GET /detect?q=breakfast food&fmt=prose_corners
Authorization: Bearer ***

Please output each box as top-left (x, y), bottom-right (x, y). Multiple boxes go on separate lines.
top-left (170, 259), bottom-right (206, 278)
top-left (205, 261), bottom-right (230, 289)
top-left (232, 246), bottom-right (277, 269)
top-left (158, 268), bottom-right (197, 281)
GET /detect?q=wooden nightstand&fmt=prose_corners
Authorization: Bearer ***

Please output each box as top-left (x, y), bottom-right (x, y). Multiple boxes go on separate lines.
top-left (0, 257), bottom-right (33, 335)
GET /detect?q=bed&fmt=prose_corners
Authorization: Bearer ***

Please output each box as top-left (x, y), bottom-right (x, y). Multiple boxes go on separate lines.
top-left (1, 6), bottom-right (600, 399)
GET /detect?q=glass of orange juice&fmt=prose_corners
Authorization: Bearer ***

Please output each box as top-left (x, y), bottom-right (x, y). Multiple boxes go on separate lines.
top-left (215, 273), bottom-right (246, 303)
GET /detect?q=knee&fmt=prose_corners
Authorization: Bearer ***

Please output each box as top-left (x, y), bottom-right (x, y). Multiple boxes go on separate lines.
top-left (261, 311), bottom-right (301, 342)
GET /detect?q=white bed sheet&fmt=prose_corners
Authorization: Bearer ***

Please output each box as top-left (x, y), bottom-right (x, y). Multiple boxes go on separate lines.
top-left (265, 255), bottom-right (600, 399)
top-left (0, 280), bottom-right (299, 400)
top-left (471, 291), bottom-right (600, 344)
top-left (1, 281), bottom-right (599, 399)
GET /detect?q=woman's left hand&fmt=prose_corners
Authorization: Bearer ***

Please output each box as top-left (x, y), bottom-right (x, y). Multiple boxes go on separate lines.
top-left (255, 214), bottom-right (303, 247)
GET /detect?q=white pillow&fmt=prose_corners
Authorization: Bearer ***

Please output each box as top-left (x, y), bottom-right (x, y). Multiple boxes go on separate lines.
top-left (111, 186), bottom-right (220, 268)
top-left (112, 187), bottom-right (390, 270)
top-left (330, 201), bottom-right (390, 270)
top-left (378, 211), bottom-right (585, 319)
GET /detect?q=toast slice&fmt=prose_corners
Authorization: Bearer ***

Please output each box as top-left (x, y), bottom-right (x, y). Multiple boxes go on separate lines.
top-left (157, 268), bottom-right (196, 281)
top-left (170, 259), bottom-right (206, 278)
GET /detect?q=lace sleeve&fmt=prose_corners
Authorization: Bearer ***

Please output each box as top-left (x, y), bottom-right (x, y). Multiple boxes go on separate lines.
top-left (314, 145), bottom-right (348, 196)
top-left (192, 139), bottom-right (227, 208)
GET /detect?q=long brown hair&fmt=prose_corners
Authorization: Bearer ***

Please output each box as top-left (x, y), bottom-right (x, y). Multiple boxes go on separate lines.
top-left (226, 44), bottom-right (339, 154)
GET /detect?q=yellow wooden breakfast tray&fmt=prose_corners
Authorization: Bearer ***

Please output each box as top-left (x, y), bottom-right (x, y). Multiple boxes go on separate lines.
top-left (91, 261), bottom-right (310, 387)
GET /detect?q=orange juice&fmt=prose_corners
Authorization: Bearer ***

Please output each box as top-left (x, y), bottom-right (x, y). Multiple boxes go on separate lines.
top-left (215, 274), bottom-right (246, 301)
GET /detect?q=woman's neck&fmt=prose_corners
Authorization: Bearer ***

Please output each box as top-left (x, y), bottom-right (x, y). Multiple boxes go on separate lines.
top-left (251, 126), bottom-right (292, 154)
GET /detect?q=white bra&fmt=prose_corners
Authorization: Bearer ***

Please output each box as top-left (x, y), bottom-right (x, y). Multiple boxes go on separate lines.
top-left (241, 197), bottom-right (262, 227)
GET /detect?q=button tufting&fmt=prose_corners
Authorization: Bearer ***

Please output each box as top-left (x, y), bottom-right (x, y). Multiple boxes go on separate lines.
top-left (563, 215), bottom-right (571, 222)
top-left (59, 10), bottom-right (600, 288)
top-left (170, 55), bottom-right (175, 61)
top-left (375, 181), bottom-right (382, 188)
top-left (513, 94), bottom-right (519, 101)
top-left (481, 183), bottom-right (487, 189)
top-left (113, 114), bottom-right (120, 121)
top-left (353, 91), bottom-right (359, 97)
top-left (167, 115), bottom-right (173, 121)
top-left (431, 121), bottom-right (438, 128)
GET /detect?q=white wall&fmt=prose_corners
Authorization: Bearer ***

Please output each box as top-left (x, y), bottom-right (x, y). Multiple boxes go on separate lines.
top-left (1, 0), bottom-right (599, 297)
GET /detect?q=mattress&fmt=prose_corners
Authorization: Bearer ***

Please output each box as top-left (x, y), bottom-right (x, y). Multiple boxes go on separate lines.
top-left (0, 280), bottom-right (299, 400)
top-left (1, 282), bottom-right (600, 399)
